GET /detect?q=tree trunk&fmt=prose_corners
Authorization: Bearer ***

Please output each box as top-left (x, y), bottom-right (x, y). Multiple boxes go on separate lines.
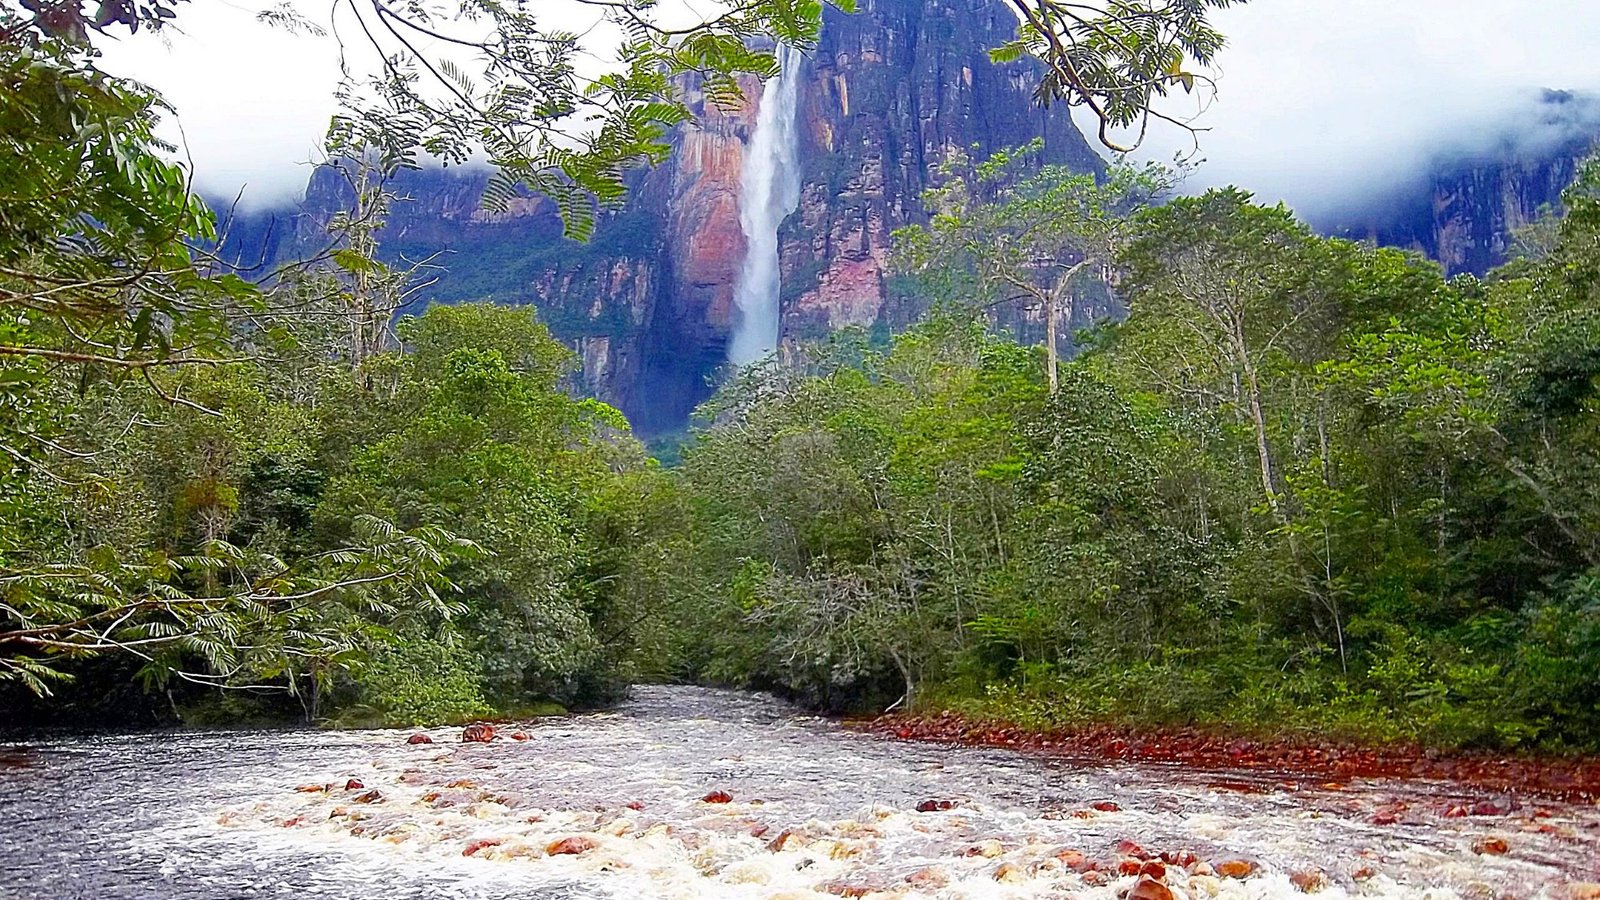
top-left (1045, 292), bottom-right (1059, 396)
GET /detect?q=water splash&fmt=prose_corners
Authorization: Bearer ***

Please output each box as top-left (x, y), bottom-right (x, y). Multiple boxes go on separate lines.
top-left (5, 687), bottom-right (1600, 899)
top-left (728, 45), bottom-right (805, 367)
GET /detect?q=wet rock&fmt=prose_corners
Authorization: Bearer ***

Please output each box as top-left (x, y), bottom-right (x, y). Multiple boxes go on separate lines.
top-left (767, 830), bottom-right (801, 852)
top-left (1289, 868), bottom-right (1331, 893)
top-left (463, 838), bottom-right (503, 856)
top-left (510, 731), bottom-right (530, 741)
top-left (447, 779), bottom-right (479, 789)
top-left (1555, 884), bottom-right (1600, 900)
top-left (353, 789), bottom-right (383, 804)
top-left (905, 867), bottom-right (949, 889)
top-left (994, 862), bottom-right (1026, 884)
top-left (545, 835), bottom-right (599, 856)
top-left (462, 723), bottom-right (495, 743)
top-left (1055, 848), bottom-right (1093, 872)
top-left (624, 801), bottom-right (645, 810)
top-left (1471, 837), bottom-right (1510, 855)
top-left (1119, 859), bottom-right (1145, 876)
top-left (1215, 859), bottom-right (1255, 878)
top-left (344, 779), bottom-right (365, 791)
top-left (1444, 804), bottom-right (1469, 817)
top-left (1140, 861), bottom-right (1168, 880)
top-left (1160, 850), bottom-right (1198, 868)
top-left (1371, 811), bottom-right (1400, 825)
top-left (965, 839), bottom-right (1004, 858)
top-left (1116, 839), bottom-right (1152, 859)
top-left (1083, 870), bottom-right (1111, 886)
top-left (1352, 865), bottom-right (1378, 881)
top-left (915, 799), bottom-right (955, 812)
top-left (701, 790), bottom-right (734, 803)
top-left (1471, 797), bottom-right (1515, 816)
top-left (819, 883), bottom-right (872, 898)
top-left (406, 733), bottom-right (433, 745)
top-left (295, 784), bottom-right (327, 793)
top-left (1126, 876), bottom-right (1177, 900)
top-left (1092, 800), bottom-right (1121, 812)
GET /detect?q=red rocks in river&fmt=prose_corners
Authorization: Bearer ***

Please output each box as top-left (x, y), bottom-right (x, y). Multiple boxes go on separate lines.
top-left (1055, 848), bottom-right (1093, 872)
top-left (352, 789), bottom-right (383, 804)
top-left (1126, 876), bottom-right (1176, 900)
top-left (294, 784), bottom-right (327, 793)
top-left (511, 731), bottom-right (530, 741)
top-left (1472, 836), bottom-right (1510, 855)
top-left (344, 779), bottom-right (364, 791)
top-left (1159, 849), bottom-right (1198, 868)
top-left (462, 723), bottom-right (495, 743)
top-left (1091, 800), bottom-right (1121, 812)
top-left (1290, 868), bottom-right (1331, 893)
top-left (624, 801), bottom-right (645, 811)
top-left (406, 733), bottom-right (433, 745)
top-left (1116, 839), bottom-right (1152, 860)
top-left (1215, 859), bottom-right (1255, 878)
top-left (545, 835), bottom-right (599, 856)
top-left (462, 838), bottom-right (502, 857)
top-left (1138, 861), bottom-right (1168, 880)
top-left (1471, 796), bottom-right (1516, 816)
top-left (915, 799), bottom-right (955, 812)
top-left (1118, 859), bottom-right (1145, 876)
top-left (701, 790), bottom-right (734, 803)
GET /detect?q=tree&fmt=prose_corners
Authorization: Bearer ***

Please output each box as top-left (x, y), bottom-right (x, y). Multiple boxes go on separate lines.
top-left (994, 0), bottom-right (1243, 152)
top-left (894, 145), bottom-right (1174, 394)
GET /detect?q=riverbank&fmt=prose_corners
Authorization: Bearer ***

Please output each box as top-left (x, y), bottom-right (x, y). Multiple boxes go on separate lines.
top-left (853, 708), bottom-right (1600, 803)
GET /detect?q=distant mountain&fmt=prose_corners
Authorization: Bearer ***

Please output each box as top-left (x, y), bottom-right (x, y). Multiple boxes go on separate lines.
top-left (1321, 90), bottom-right (1599, 275)
top-left (220, 0), bottom-right (1104, 436)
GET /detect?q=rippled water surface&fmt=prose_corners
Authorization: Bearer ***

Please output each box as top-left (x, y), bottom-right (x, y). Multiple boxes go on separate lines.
top-left (2, 686), bottom-right (1597, 899)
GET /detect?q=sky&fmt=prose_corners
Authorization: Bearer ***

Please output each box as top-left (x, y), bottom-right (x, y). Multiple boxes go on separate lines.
top-left (99, 1), bottom-right (1600, 218)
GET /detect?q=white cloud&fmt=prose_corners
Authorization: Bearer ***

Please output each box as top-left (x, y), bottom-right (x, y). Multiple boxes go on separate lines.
top-left (99, 1), bottom-right (1600, 217)
top-left (1134, 0), bottom-right (1600, 222)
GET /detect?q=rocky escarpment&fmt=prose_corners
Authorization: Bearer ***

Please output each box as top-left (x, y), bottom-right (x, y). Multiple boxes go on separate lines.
top-left (1326, 90), bottom-right (1599, 275)
top-left (226, 0), bottom-right (1103, 435)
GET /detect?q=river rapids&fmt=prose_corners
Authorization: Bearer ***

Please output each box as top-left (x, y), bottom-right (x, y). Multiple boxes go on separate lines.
top-left (1, 686), bottom-right (1596, 899)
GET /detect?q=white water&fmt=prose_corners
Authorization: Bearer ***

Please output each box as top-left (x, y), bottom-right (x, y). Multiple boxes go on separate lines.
top-left (4, 686), bottom-right (1598, 899)
top-left (728, 44), bottom-right (805, 367)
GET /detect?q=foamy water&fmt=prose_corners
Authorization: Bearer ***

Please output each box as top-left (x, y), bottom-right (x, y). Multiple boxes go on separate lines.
top-left (1, 686), bottom-right (1596, 899)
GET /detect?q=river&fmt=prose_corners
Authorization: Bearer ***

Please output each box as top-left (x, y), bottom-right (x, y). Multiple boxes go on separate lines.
top-left (1, 686), bottom-right (1596, 899)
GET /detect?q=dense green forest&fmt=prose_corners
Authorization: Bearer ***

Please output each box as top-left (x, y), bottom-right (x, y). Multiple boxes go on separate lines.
top-left (665, 166), bottom-right (1600, 751)
top-left (5, 0), bottom-right (1600, 754)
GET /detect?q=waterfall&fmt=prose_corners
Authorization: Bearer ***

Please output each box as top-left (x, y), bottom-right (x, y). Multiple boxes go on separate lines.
top-left (728, 44), bottom-right (805, 366)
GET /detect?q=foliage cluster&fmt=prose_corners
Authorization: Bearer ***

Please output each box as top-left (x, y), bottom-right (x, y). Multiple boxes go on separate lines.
top-left (663, 158), bottom-right (1600, 752)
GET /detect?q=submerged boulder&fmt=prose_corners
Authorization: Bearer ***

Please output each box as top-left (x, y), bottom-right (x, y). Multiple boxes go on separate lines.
top-left (462, 723), bottom-right (495, 743)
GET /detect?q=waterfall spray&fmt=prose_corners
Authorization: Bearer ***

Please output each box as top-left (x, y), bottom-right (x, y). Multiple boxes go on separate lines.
top-left (728, 44), bottom-right (804, 366)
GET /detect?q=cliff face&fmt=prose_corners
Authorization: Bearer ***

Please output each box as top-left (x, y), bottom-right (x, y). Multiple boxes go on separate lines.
top-left (235, 0), bottom-right (1102, 435)
top-left (1325, 91), bottom-right (1598, 275)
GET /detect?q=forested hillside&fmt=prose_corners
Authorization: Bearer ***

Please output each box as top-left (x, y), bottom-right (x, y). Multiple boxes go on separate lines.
top-left (661, 160), bottom-right (1600, 751)
top-left (6, 0), bottom-right (1600, 758)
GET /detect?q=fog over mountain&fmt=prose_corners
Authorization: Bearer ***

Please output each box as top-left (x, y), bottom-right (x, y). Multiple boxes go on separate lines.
top-left (102, 1), bottom-right (1600, 218)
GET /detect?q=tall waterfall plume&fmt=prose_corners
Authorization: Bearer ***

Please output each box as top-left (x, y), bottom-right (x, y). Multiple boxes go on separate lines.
top-left (728, 44), bottom-right (804, 366)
